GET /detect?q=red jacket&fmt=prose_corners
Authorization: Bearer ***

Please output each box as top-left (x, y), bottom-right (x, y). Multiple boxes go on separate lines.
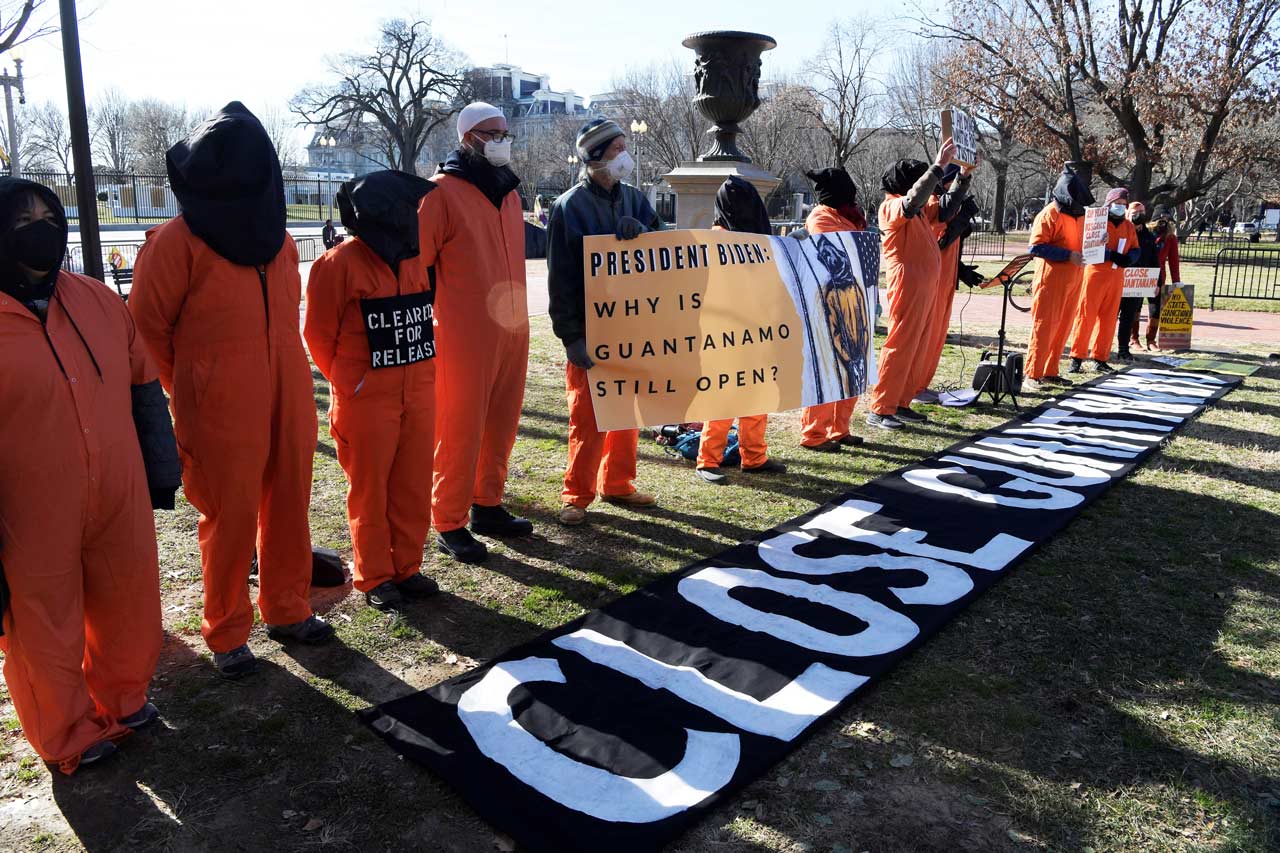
top-left (1156, 232), bottom-right (1181, 284)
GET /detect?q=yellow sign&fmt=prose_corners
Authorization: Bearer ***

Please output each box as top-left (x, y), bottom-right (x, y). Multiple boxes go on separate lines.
top-left (583, 229), bottom-right (878, 431)
top-left (1157, 284), bottom-right (1193, 351)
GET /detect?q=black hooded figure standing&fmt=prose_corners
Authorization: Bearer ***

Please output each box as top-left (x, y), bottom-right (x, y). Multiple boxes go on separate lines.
top-left (130, 102), bottom-right (336, 680)
top-left (0, 177), bottom-right (180, 772)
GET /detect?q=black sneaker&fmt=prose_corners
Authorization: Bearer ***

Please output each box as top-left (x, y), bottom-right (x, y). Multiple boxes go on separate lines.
top-left (1116, 351), bottom-right (1134, 363)
top-left (213, 644), bottom-right (258, 679)
top-left (437, 528), bottom-right (488, 564)
top-left (866, 412), bottom-right (905, 430)
top-left (396, 574), bottom-right (440, 598)
top-left (837, 435), bottom-right (864, 447)
top-left (695, 467), bottom-right (728, 484)
top-left (365, 580), bottom-right (403, 611)
top-left (1093, 361), bottom-right (1115, 373)
top-left (266, 615), bottom-right (336, 645)
top-left (119, 702), bottom-right (160, 730)
top-left (78, 741), bottom-right (118, 768)
top-left (470, 504), bottom-right (534, 537)
top-left (801, 440), bottom-right (842, 453)
top-left (1067, 358), bottom-right (1084, 374)
top-left (1043, 375), bottom-right (1074, 386)
top-left (741, 458), bottom-right (787, 474)
top-left (895, 407), bottom-right (928, 423)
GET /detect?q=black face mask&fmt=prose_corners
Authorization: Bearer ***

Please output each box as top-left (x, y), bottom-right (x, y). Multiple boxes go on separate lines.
top-left (7, 219), bottom-right (66, 273)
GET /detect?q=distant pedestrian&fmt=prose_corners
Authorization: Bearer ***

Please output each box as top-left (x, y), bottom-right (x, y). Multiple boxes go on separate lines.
top-left (322, 218), bottom-right (338, 249)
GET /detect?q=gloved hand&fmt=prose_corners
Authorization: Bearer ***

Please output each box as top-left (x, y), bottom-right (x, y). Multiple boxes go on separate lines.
top-left (787, 228), bottom-right (809, 241)
top-left (958, 263), bottom-right (985, 287)
top-left (615, 216), bottom-right (645, 241)
top-left (1108, 249), bottom-right (1132, 268)
top-left (565, 338), bottom-right (595, 370)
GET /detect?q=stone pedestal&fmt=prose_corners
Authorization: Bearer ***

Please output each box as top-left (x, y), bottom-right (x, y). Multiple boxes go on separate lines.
top-left (662, 161), bottom-right (781, 230)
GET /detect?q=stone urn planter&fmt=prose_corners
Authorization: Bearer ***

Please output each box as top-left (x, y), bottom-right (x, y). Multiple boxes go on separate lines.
top-left (682, 30), bottom-right (776, 163)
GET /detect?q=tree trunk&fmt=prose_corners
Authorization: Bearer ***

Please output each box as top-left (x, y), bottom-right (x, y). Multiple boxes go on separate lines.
top-left (992, 163), bottom-right (1008, 234)
top-left (1129, 157), bottom-right (1155, 203)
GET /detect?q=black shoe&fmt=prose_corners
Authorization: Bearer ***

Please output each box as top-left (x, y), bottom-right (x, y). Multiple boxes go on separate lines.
top-left (213, 644), bottom-right (258, 679)
top-left (1067, 358), bottom-right (1084, 374)
top-left (1043, 375), bottom-right (1073, 386)
top-left (801, 440), bottom-right (842, 453)
top-left (695, 467), bottom-right (729, 484)
top-left (365, 580), bottom-right (403, 611)
top-left (1116, 351), bottom-right (1133, 363)
top-left (1093, 361), bottom-right (1115, 373)
top-left (866, 412), bottom-right (905, 430)
top-left (837, 435), bottom-right (864, 447)
top-left (470, 504), bottom-right (534, 537)
top-left (741, 458), bottom-right (788, 474)
top-left (78, 741), bottom-right (118, 768)
top-left (396, 574), bottom-right (440, 598)
top-left (895, 407), bottom-right (928, 423)
top-left (437, 528), bottom-right (488, 564)
top-left (266, 615), bottom-right (336, 645)
top-left (119, 702), bottom-right (159, 730)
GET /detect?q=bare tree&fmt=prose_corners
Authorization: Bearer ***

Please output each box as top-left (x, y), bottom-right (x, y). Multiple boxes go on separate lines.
top-left (609, 60), bottom-right (709, 173)
top-left (26, 99), bottom-right (72, 172)
top-left (260, 106), bottom-right (300, 173)
top-left (91, 87), bottom-right (135, 172)
top-left (886, 40), bottom-right (943, 162)
top-left (291, 19), bottom-right (469, 173)
top-left (0, 1), bottom-right (54, 54)
top-left (0, 104), bottom-right (39, 171)
top-left (798, 17), bottom-right (887, 169)
top-left (129, 99), bottom-right (191, 173)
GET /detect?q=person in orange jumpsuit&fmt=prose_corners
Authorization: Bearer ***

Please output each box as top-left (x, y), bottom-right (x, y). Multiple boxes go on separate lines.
top-left (547, 119), bottom-right (662, 526)
top-left (304, 171), bottom-right (441, 611)
top-left (130, 103), bottom-right (334, 679)
top-left (1024, 165), bottom-right (1094, 388)
top-left (866, 139), bottom-right (956, 430)
top-left (0, 178), bottom-right (180, 773)
top-left (1067, 187), bottom-right (1139, 374)
top-left (416, 102), bottom-right (531, 565)
top-left (911, 163), bottom-right (975, 402)
top-left (695, 177), bottom-right (789, 485)
top-left (796, 167), bottom-right (870, 451)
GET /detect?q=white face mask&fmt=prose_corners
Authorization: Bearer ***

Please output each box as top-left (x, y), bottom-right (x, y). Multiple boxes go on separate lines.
top-left (605, 150), bottom-right (635, 181)
top-left (1109, 203), bottom-right (1126, 217)
top-left (483, 138), bottom-right (512, 168)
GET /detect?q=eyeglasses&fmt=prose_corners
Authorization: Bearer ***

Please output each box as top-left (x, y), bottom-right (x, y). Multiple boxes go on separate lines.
top-left (473, 129), bottom-right (515, 143)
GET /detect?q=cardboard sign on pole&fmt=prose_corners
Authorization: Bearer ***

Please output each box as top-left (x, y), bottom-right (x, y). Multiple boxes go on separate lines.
top-left (940, 107), bottom-right (978, 168)
top-left (1082, 206), bottom-right (1108, 265)
top-left (1122, 267), bottom-right (1159, 298)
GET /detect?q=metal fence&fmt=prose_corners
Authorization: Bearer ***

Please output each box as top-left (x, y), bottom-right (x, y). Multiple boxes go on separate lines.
top-left (63, 235), bottom-right (326, 283)
top-left (1177, 233), bottom-right (1277, 265)
top-left (27, 170), bottom-right (345, 224)
top-left (1209, 244), bottom-right (1280, 309)
top-left (964, 228), bottom-right (1007, 260)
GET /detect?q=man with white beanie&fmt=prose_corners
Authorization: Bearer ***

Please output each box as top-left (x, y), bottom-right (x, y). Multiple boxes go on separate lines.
top-left (416, 102), bottom-right (531, 564)
top-left (547, 118), bottom-right (662, 526)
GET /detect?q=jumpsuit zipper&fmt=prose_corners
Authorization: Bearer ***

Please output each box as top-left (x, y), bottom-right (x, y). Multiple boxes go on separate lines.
top-left (256, 266), bottom-right (271, 332)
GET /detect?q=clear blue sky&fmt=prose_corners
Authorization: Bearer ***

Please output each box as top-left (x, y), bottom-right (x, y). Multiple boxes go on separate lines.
top-left (15, 0), bottom-right (910, 136)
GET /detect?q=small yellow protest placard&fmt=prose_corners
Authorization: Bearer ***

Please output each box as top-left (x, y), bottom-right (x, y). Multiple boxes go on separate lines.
top-left (1157, 284), bottom-right (1194, 351)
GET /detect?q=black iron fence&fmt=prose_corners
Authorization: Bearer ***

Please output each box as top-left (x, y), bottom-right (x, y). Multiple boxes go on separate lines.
top-left (964, 228), bottom-right (1007, 260)
top-left (1209, 244), bottom-right (1280, 309)
top-left (1178, 233), bottom-right (1271, 265)
top-left (63, 235), bottom-right (326, 285)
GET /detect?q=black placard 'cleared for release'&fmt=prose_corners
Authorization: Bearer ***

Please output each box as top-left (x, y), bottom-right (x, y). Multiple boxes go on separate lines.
top-left (361, 291), bottom-right (435, 369)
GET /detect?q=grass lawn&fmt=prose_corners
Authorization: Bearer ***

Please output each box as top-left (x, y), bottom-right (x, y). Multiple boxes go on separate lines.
top-left (1, 317), bottom-right (1277, 852)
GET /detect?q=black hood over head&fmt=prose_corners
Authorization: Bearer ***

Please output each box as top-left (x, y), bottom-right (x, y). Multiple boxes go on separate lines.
top-left (881, 159), bottom-right (930, 196)
top-left (1051, 168), bottom-right (1095, 217)
top-left (713, 175), bottom-right (771, 235)
top-left (805, 168), bottom-right (858, 209)
top-left (336, 170), bottom-right (436, 270)
top-left (0, 177), bottom-right (67, 304)
top-left (441, 147), bottom-right (521, 210)
top-left (933, 163), bottom-right (962, 195)
top-left (167, 101), bottom-right (286, 266)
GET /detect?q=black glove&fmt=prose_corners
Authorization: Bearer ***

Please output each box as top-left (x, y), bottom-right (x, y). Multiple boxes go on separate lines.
top-left (615, 216), bottom-right (645, 241)
top-left (958, 263), bottom-right (985, 287)
top-left (1108, 250), bottom-right (1132, 268)
top-left (565, 338), bottom-right (595, 370)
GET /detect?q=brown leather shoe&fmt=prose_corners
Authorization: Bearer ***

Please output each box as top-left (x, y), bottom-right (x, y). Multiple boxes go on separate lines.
top-left (558, 504), bottom-right (587, 526)
top-left (603, 491), bottom-right (657, 508)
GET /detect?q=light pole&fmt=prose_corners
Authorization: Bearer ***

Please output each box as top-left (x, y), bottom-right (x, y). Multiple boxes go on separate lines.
top-left (566, 154), bottom-right (578, 191)
top-left (320, 133), bottom-right (338, 221)
top-left (629, 119), bottom-right (648, 191)
top-left (0, 55), bottom-right (24, 177)
top-left (60, 0), bottom-right (103, 280)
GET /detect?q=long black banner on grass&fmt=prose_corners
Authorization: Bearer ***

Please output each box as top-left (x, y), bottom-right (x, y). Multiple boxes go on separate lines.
top-left (362, 368), bottom-right (1239, 851)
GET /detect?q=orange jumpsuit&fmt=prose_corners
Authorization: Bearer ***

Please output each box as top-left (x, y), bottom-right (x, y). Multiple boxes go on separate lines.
top-left (1024, 204), bottom-right (1086, 379)
top-left (304, 239), bottom-right (435, 594)
top-left (130, 219), bottom-right (317, 654)
top-left (869, 196), bottom-right (941, 415)
top-left (799, 205), bottom-right (863, 445)
top-left (562, 365), bottom-right (641, 507)
top-left (1069, 218), bottom-right (1138, 363)
top-left (0, 273), bottom-right (162, 773)
top-left (417, 177), bottom-right (528, 534)
top-left (911, 222), bottom-right (963, 397)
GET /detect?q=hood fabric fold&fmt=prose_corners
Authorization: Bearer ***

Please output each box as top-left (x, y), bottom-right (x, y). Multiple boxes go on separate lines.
top-left (0, 177), bottom-right (67, 304)
top-left (881, 159), bottom-right (930, 196)
top-left (713, 175), bottom-right (772, 235)
top-left (336, 170), bottom-right (436, 271)
top-left (1051, 168), bottom-right (1095, 217)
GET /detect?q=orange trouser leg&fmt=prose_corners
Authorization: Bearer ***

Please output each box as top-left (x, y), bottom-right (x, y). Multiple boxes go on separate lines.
top-left (1026, 271), bottom-right (1084, 378)
top-left (870, 280), bottom-right (935, 415)
top-left (1090, 281), bottom-right (1123, 362)
top-left (1069, 273), bottom-right (1110, 360)
top-left (2, 470), bottom-right (159, 773)
top-left (736, 414), bottom-right (769, 468)
top-left (913, 277), bottom-right (957, 396)
top-left (697, 419), bottom-right (731, 470)
top-left (562, 364), bottom-right (638, 507)
top-left (432, 326), bottom-right (529, 533)
top-left (332, 390), bottom-right (434, 593)
top-left (801, 401), bottom-right (855, 445)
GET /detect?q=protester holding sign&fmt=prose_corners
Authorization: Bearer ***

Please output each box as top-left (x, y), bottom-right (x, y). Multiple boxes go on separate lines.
top-left (1023, 165), bottom-right (1094, 388)
top-left (912, 162), bottom-right (975, 401)
top-left (798, 167), bottom-right (868, 450)
top-left (304, 171), bottom-right (440, 611)
top-left (131, 103), bottom-right (334, 679)
top-left (416, 102), bottom-right (532, 565)
top-left (1067, 188), bottom-right (1139, 374)
top-left (1117, 201), bottom-right (1158, 361)
top-left (0, 177), bottom-right (178, 772)
top-left (1146, 207), bottom-right (1182, 349)
top-left (548, 119), bottom-right (662, 526)
top-left (866, 139), bottom-right (956, 430)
